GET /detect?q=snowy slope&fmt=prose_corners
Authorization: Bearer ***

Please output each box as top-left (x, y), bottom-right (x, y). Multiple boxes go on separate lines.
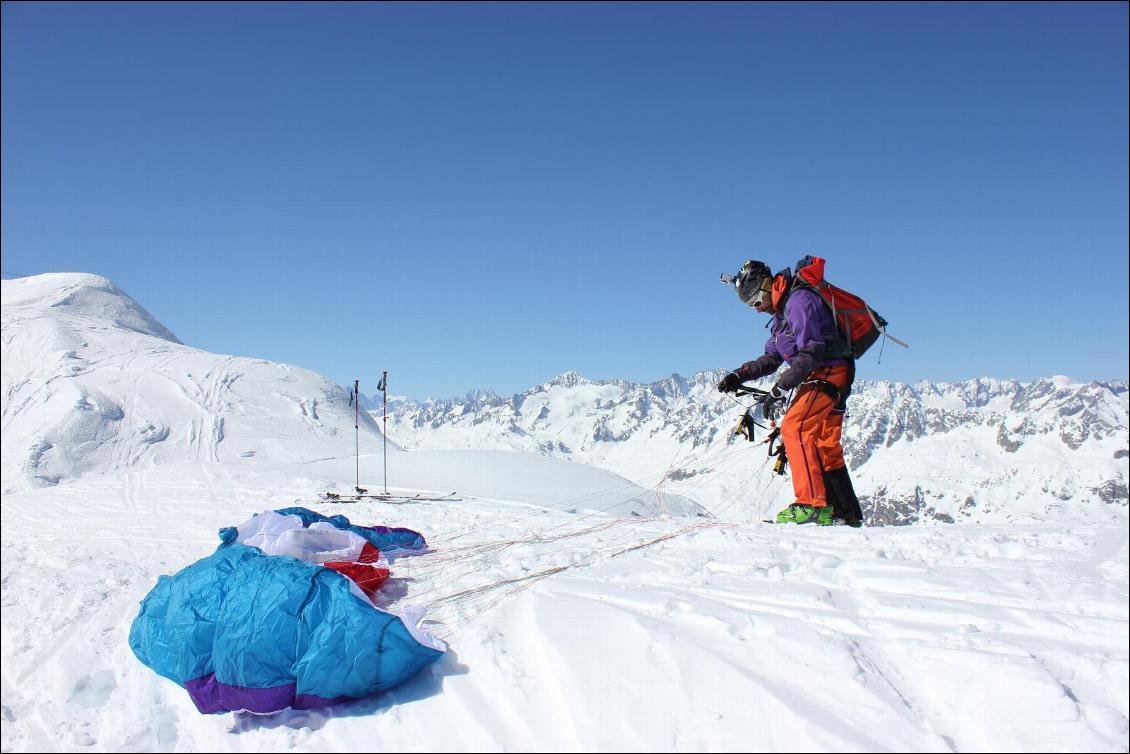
top-left (1, 274), bottom-right (387, 493)
top-left (2, 463), bottom-right (1126, 752)
top-left (382, 371), bottom-right (1129, 525)
top-left (2, 273), bottom-right (1127, 752)
top-left (1, 273), bottom-right (701, 517)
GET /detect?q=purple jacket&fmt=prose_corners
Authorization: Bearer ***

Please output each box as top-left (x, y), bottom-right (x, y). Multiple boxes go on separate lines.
top-left (734, 284), bottom-right (848, 390)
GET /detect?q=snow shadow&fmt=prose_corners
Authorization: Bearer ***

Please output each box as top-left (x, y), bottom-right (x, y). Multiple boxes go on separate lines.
top-left (227, 649), bottom-right (469, 734)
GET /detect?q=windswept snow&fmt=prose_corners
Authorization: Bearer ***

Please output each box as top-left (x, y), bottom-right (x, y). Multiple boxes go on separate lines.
top-left (1, 273), bottom-right (388, 492)
top-left (2, 462), bottom-right (1126, 752)
top-left (2, 273), bottom-right (1127, 752)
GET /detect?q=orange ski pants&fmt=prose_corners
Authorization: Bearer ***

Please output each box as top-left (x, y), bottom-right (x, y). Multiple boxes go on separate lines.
top-left (779, 364), bottom-right (853, 508)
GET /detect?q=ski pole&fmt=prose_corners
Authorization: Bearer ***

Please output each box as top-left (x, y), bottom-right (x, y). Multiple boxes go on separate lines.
top-left (382, 370), bottom-right (388, 495)
top-left (354, 379), bottom-right (361, 493)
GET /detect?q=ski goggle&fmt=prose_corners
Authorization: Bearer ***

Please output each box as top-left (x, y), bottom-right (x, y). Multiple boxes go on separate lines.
top-left (747, 287), bottom-right (772, 309)
top-left (742, 276), bottom-right (773, 308)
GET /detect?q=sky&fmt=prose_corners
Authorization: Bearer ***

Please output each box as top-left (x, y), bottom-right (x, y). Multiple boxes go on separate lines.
top-left (3, 2), bottom-right (1127, 399)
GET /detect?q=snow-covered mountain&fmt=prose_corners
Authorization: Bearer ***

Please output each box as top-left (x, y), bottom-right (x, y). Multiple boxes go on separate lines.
top-left (381, 370), bottom-right (1129, 525)
top-left (1, 273), bottom-right (385, 493)
top-left (0, 273), bottom-right (702, 516)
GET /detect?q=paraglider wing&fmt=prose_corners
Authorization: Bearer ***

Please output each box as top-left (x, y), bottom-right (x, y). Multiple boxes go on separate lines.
top-left (129, 509), bottom-right (443, 715)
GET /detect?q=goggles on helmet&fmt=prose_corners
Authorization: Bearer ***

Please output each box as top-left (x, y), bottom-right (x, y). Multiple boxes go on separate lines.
top-left (746, 281), bottom-right (772, 309)
top-left (735, 260), bottom-right (773, 307)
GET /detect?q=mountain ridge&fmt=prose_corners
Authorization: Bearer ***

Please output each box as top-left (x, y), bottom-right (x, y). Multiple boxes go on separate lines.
top-left (378, 370), bottom-right (1129, 525)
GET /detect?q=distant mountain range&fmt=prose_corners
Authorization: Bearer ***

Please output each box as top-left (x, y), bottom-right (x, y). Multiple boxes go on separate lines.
top-left (377, 371), bottom-right (1129, 525)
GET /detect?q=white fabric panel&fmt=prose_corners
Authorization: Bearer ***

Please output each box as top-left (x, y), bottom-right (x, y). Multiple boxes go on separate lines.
top-left (236, 510), bottom-right (367, 564)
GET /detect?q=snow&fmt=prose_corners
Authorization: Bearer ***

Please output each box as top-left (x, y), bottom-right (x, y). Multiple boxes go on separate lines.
top-left (2, 273), bottom-right (390, 493)
top-left (2, 274), bottom-right (1128, 752)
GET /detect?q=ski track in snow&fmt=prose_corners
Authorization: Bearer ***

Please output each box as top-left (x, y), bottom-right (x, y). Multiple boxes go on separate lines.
top-left (2, 458), bottom-right (1127, 752)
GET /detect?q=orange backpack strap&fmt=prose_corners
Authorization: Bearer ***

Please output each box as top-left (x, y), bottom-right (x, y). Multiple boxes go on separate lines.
top-left (770, 274), bottom-right (790, 312)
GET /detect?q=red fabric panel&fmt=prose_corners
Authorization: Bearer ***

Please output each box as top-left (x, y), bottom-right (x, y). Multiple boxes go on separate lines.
top-left (356, 542), bottom-right (382, 564)
top-left (325, 542), bottom-right (389, 600)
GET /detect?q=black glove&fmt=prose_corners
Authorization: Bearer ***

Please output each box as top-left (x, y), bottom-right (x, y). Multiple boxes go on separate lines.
top-left (759, 383), bottom-right (788, 421)
top-left (717, 371), bottom-right (743, 394)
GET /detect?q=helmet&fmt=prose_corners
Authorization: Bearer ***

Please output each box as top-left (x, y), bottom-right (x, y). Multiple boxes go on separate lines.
top-left (734, 260), bottom-right (773, 308)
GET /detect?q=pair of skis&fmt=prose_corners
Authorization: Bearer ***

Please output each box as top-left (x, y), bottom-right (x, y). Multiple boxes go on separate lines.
top-left (320, 490), bottom-right (458, 504)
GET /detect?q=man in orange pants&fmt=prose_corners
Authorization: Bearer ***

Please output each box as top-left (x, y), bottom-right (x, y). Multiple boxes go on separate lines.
top-left (717, 261), bottom-right (864, 527)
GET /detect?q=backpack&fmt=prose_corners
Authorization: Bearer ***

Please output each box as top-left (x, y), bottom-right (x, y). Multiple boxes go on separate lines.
top-left (792, 255), bottom-right (907, 359)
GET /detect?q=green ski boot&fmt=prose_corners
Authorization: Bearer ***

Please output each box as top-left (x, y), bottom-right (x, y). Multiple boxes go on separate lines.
top-left (775, 503), bottom-right (836, 526)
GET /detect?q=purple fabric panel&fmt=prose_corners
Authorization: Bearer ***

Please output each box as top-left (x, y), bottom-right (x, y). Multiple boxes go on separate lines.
top-left (185, 674), bottom-right (296, 715)
top-left (294, 692), bottom-right (355, 709)
top-left (366, 525), bottom-right (423, 537)
top-left (361, 524), bottom-right (428, 551)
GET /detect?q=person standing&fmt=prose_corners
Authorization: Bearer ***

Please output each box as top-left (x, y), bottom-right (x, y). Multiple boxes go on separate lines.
top-left (717, 260), bottom-right (865, 527)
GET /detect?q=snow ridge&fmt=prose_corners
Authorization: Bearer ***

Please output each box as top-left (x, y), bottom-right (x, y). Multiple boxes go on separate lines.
top-left (1, 273), bottom-right (386, 492)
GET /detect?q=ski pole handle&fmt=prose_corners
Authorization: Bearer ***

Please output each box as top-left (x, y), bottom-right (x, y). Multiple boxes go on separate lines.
top-left (733, 385), bottom-right (770, 398)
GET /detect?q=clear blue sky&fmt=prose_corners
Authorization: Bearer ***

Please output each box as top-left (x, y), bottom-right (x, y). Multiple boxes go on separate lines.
top-left (3, 2), bottom-right (1127, 398)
